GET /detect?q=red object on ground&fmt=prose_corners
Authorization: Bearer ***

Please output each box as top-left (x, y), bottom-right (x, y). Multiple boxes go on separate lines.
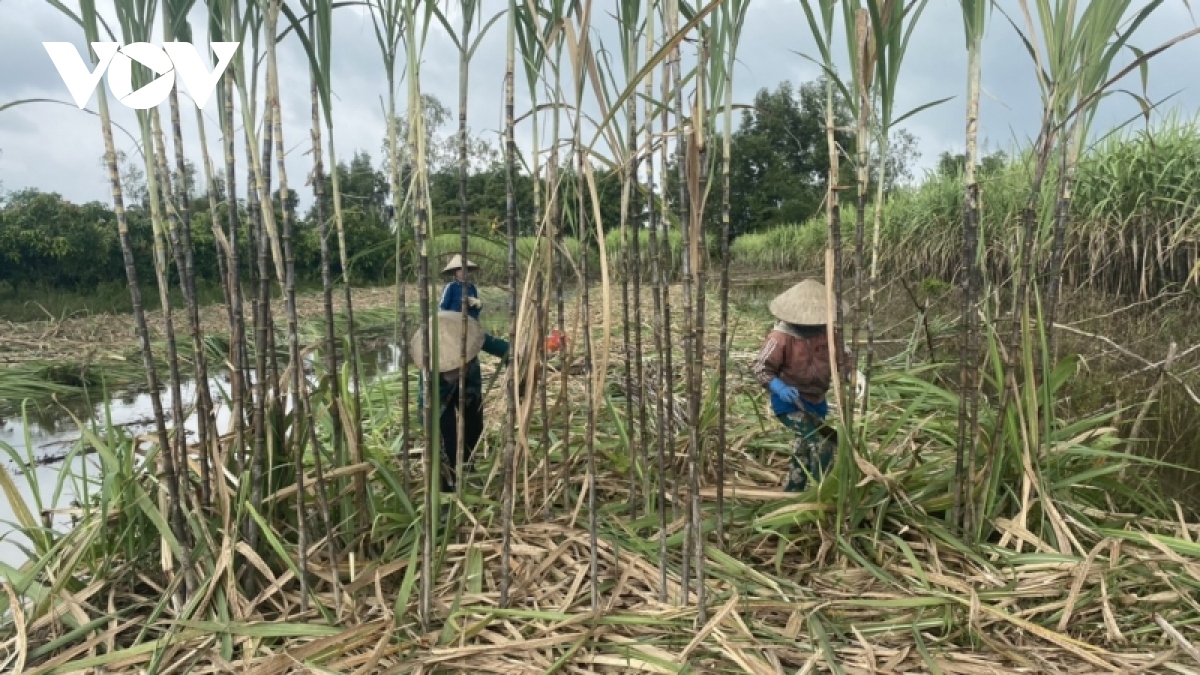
top-left (546, 330), bottom-right (566, 354)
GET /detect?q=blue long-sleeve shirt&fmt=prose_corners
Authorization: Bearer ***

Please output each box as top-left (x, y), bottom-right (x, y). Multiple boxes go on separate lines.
top-left (440, 280), bottom-right (481, 320)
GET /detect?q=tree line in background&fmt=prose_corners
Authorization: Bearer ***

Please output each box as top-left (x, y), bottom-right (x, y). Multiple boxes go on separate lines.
top-left (0, 78), bottom-right (920, 295)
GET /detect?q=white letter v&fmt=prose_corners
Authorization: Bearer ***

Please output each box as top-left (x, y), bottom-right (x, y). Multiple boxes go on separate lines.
top-left (164, 42), bottom-right (240, 110)
top-left (43, 42), bottom-right (120, 109)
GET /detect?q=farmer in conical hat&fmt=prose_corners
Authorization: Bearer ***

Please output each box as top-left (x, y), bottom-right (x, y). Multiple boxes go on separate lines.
top-left (752, 279), bottom-right (853, 492)
top-left (440, 254), bottom-right (483, 320)
top-left (411, 310), bottom-right (510, 492)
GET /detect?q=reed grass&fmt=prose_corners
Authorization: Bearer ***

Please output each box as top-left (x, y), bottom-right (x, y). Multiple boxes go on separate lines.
top-left (731, 115), bottom-right (1200, 298)
top-left (728, 222), bottom-right (827, 273)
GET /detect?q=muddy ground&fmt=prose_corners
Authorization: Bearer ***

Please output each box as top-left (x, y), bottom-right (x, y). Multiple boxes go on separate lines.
top-left (0, 286), bottom-right (401, 366)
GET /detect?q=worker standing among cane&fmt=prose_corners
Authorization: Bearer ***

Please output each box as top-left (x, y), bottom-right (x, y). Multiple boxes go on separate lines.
top-left (412, 311), bottom-right (509, 493)
top-left (752, 279), bottom-right (854, 492)
top-left (415, 254), bottom-right (510, 492)
top-left (439, 254), bottom-right (482, 319)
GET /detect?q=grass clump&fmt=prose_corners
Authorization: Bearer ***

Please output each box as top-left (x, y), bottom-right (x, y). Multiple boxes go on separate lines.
top-left (728, 221), bottom-right (826, 273)
top-left (730, 115), bottom-right (1200, 300)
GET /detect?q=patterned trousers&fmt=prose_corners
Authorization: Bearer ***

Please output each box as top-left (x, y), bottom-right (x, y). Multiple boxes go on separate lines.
top-left (777, 399), bottom-right (835, 492)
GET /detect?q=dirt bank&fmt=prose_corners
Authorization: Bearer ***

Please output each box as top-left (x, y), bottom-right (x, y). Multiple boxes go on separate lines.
top-left (0, 286), bottom-right (400, 366)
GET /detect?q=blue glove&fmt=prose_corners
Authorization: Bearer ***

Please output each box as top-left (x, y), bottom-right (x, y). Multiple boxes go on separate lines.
top-left (769, 378), bottom-right (801, 405)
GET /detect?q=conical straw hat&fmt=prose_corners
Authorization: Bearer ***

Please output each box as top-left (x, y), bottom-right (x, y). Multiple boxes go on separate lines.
top-left (442, 253), bottom-right (480, 274)
top-left (409, 311), bottom-right (486, 372)
top-left (769, 279), bottom-right (847, 325)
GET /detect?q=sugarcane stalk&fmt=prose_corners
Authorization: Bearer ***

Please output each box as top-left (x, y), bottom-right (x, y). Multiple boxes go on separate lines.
top-left (552, 58), bottom-right (571, 517)
top-left (159, 6), bottom-right (216, 509)
top-left (627, 63), bottom-right (648, 526)
top-left (715, 1), bottom-right (742, 548)
top-left (298, 1), bottom-right (346, 535)
top-left (684, 28), bottom-right (709, 623)
top-left (658, 4), bottom-right (678, 524)
top-left (143, 116), bottom-right (198, 596)
top-left (616, 0), bottom-right (639, 521)
top-left (220, 50), bottom-right (250, 475)
top-left (569, 0), bottom-right (600, 612)
top-left (76, 0), bottom-right (190, 600)
top-left (193, 96), bottom-right (235, 479)
top-left (243, 79), bottom-right (271, 554)
top-left (666, 0), bottom-right (698, 609)
top-left (372, 0), bottom-right (408, 491)
top-left (401, 0), bottom-right (440, 629)
top-left (501, 0), bottom-right (518, 607)
top-left (851, 8), bottom-right (871, 422)
top-left (149, 109), bottom-right (199, 516)
top-left (955, 0), bottom-right (985, 536)
top-left (261, 2), bottom-right (311, 607)
top-left (644, 1), bottom-right (669, 601)
top-left (324, 76), bottom-right (369, 550)
top-left (453, 1), bottom-right (479, 506)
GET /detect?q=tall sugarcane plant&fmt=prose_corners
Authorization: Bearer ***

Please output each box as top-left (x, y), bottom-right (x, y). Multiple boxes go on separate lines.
top-left (975, 0), bottom-right (1187, 545)
top-left (262, 0), bottom-right (317, 606)
top-left (112, 0), bottom-right (200, 594)
top-left (566, 0), bottom-right (600, 612)
top-left (860, 0), bottom-right (932, 421)
top-left (954, 0), bottom-right (987, 538)
top-left (643, 0), bottom-right (669, 600)
top-left (500, 0), bottom-right (518, 608)
top-left (709, 0), bottom-right (749, 549)
top-left (313, 0), bottom-right (369, 539)
top-left (429, 0), bottom-right (495, 506)
top-left (368, 0), bottom-right (407, 492)
top-left (513, 0), bottom-right (559, 516)
top-left (289, 0), bottom-right (353, 550)
top-left (55, 0), bottom-right (191, 600)
top-left (161, 0), bottom-right (218, 509)
top-left (797, 0), bottom-right (856, 524)
top-left (613, 0), bottom-right (645, 522)
top-left (394, 0), bottom-right (441, 627)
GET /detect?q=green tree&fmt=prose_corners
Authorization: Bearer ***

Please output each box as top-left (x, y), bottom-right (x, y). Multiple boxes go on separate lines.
top-left (0, 189), bottom-right (142, 291)
top-left (665, 79), bottom-right (921, 237)
top-left (935, 148), bottom-right (1008, 178)
top-left (302, 151), bottom-right (394, 282)
top-left (725, 79), bottom-right (853, 235)
top-left (877, 128), bottom-right (921, 193)
top-left (663, 79), bottom-right (853, 237)
top-left (100, 151), bottom-right (150, 208)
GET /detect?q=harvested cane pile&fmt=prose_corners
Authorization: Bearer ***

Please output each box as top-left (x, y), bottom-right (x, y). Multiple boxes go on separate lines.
top-left (4, 486), bottom-right (1198, 673)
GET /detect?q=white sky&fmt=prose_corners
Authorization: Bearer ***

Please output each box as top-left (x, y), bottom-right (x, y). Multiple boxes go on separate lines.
top-left (2, 0), bottom-right (1199, 213)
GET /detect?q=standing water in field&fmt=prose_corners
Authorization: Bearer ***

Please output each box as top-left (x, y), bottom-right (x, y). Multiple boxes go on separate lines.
top-left (0, 341), bottom-right (410, 568)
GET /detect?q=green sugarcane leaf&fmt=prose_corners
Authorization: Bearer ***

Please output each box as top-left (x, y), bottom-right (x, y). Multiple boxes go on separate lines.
top-left (892, 96), bottom-right (955, 127)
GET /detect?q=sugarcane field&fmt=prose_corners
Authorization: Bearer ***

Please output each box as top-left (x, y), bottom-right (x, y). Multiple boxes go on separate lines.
top-left (3, 0), bottom-right (1200, 672)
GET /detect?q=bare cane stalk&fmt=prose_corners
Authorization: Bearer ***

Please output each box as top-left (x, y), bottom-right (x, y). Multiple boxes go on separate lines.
top-left (501, 0), bottom-right (518, 608)
top-left (954, 0), bottom-right (986, 537)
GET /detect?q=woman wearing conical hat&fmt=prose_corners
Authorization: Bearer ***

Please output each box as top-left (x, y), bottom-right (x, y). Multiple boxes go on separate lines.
top-left (752, 279), bottom-right (853, 492)
top-left (411, 310), bottom-right (510, 492)
top-left (439, 254), bottom-right (482, 320)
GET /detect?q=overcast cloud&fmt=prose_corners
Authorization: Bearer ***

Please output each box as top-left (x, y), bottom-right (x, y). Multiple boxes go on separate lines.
top-left (2, 0), bottom-right (1199, 213)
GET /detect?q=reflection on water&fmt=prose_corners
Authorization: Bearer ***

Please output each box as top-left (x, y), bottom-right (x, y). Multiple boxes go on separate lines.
top-left (359, 340), bottom-right (407, 381)
top-left (0, 341), bottom-right (406, 568)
